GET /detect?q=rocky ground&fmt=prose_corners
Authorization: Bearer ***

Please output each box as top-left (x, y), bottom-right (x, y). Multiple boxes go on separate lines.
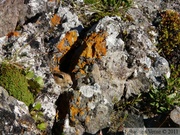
top-left (0, 0), bottom-right (179, 135)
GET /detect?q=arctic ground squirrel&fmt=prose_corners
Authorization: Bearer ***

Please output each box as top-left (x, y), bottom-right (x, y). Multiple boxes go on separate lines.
top-left (49, 56), bottom-right (73, 89)
top-left (52, 70), bottom-right (73, 89)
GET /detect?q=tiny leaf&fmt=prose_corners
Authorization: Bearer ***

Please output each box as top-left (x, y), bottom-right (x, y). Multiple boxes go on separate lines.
top-left (26, 71), bottom-right (35, 79)
top-left (37, 122), bottom-right (48, 131)
top-left (33, 102), bottom-right (41, 111)
top-left (34, 77), bottom-right (44, 87)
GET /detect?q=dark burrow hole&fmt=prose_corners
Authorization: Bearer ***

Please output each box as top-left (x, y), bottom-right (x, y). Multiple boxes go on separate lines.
top-left (52, 32), bottom-right (88, 134)
top-left (52, 91), bottom-right (73, 135)
top-left (24, 13), bottom-right (43, 25)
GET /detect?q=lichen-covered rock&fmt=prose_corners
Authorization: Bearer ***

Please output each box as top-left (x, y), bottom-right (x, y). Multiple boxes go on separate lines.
top-left (0, 0), bottom-right (178, 134)
top-left (69, 91), bottom-right (112, 134)
top-left (57, 6), bottom-right (83, 33)
top-left (63, 15), bottom-right (171, 134)
top-left (0, 86), bottom-right (39, 134)
top-left (56, 30), bottom-right (78, 56)
top-left (69, 31), bottom-right (107, 75)
top-left (27, 0), bottom-right (57, 18)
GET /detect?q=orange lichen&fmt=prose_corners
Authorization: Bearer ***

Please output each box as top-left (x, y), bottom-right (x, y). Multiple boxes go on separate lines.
top-left (76, 97), bottom-right (81, 106)
top-left (70, 106), bottom-right (79, 122)
top-left (51, 14), bottom-right (61, 27)
top-left (53, 30), bottom-right (78, 68)
top-left (81, 31), bottom-right (107, 59)
top-left (72, 31), bottom-right (107, 72)
top-left (70, 103), bottom-right (87, 122)
top-left (85, 115), bottom-right (90, 123)
top-left (7, 31), bottom-right (19, 38)
top-left (57, 30), bottom-right (78, 54)
top-left (79, 110), bottom-right (85, 116)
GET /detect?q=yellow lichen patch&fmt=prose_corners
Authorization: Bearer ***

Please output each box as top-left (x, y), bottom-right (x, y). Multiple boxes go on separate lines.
top-left (50, 14), bottom-right (61, 27)
top-left (81, 31), bottom-right (107, 59)
top-left (76, 97), bottom-right (81, 106)
top-left (85, 115), bottom-right (90, 123)
top-left (79, 110), bottom-right (85, 116)
top-left (70, 31), bottom-right (107, 74)
top-left (79, 69), bottom-right (86, 75)
top-left (7, 31), bottom-right (20, 38)
top-left (70, 105), bottom-right (87, 122)
top-left (57, 30), bottom-right (78, 54)
top-left (70, 106), bottom-right (79, 122)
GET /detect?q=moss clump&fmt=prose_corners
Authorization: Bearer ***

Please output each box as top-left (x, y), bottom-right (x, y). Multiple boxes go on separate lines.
top-left (0, 63), bottom-right (34, 106)
top-left (156, 10), bottom-right (180, 70)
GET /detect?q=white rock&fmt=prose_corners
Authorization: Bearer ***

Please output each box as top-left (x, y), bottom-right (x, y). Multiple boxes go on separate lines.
top-left (80, 83), bottom-right (101, 98)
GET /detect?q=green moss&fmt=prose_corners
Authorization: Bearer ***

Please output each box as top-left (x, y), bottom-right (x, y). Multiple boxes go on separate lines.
top-left (156, 9), bottom-right (180, 71)
top-left (0, 63), bottom-right (34, 106)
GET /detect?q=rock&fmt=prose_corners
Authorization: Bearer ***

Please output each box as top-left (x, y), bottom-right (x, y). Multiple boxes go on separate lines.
top-left (0, 8), bottom-right (63, 133)
top-left (154, 56), bottom-right (170, 78)
top-left (170, 106), bottom-right (180, 125)
top-left (0, 0), bottom-right (27, 37)
top-left (79, 83), bottom-right (101, 98)
top-left (27, 0), bottom-right (57, 18)
top-left (69, 91), bottom-right (112, 134)
top-left (0, 0), bottom-right (178, 134)
top-left (0, 86), bottom-right (39, 134)
top-left (57, 6), bottom-right (83, 33)
top-left (60, 14), bottom-right (170, 133)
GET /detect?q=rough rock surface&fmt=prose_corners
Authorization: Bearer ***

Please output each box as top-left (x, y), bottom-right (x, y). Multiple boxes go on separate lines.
top-left (0, 86), bottom-right (39, 134)
top-left (170, 106), bottom-right (180, 125)
top-left (0, 0), bottom-right (27, 37)
top-left (0, 0), bottom-right (179, 135)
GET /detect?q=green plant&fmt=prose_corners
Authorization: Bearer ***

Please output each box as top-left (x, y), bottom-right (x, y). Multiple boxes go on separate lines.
top-left (0, 61), bottom-right (44, 106)
top-left (170, 64), bottom-right (180, 78)
top-left (156, 9), bottom-right (180, 71)
top-left (142, 76), bottom-right (180, 114)
top-left (84, 0), bottom-right (97, 4)
top-left (23, 69), bottom-right (44, 96)
top-left (0, 62), bottom-right (34, 106)
top-left (109, 94), bottom-right (142, 132)
top-left (68, 0), bottom-right (132, 27)
top-left (30, 102), bottom-right (48, 131)
top-left (85, 0), bottom-right (132, 20)
top-left (149, 9), bottom-right (180, 114)
top-left (112, 75), bottom-right (179, 116)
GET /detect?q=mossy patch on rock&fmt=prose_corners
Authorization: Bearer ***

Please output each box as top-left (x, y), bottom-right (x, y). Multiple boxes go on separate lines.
top-left (0, 63), bottom-right (34, 106)
top-left (156, 9), bottom-right (180, 72)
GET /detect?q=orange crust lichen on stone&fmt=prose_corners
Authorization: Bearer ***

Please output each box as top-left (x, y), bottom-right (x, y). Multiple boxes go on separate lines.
top-left (81, 31), bottom-right (107, 59)
top-left (57, 30), bottom-right (78, 54)
top-left (50, 14), bottom-right (61, 27)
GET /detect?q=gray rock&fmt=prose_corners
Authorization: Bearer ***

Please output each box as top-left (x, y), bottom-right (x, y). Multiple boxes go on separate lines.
top-left (0, 86), bottom-right (39, 135)
top-left (27, 0), bottom-right (56, 18)
top-left (79, 83), bottom-right (101, 98)
top-left (170, 106), bottom-right (180, 125)
top-left (57, 6), bottom-right (83, 33)
top-left (80, 16), bottom-right (165, 102)
top-left (0, 0), bottom-right (27, 37)
top-left (154, 56), bottom-right (170, 78)
top-left (0, 13), bottom-right (62, 134)
top-left (68, 91), bottom-right (112, 134)
top-left (0, 0), bottom-right (177, 134)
